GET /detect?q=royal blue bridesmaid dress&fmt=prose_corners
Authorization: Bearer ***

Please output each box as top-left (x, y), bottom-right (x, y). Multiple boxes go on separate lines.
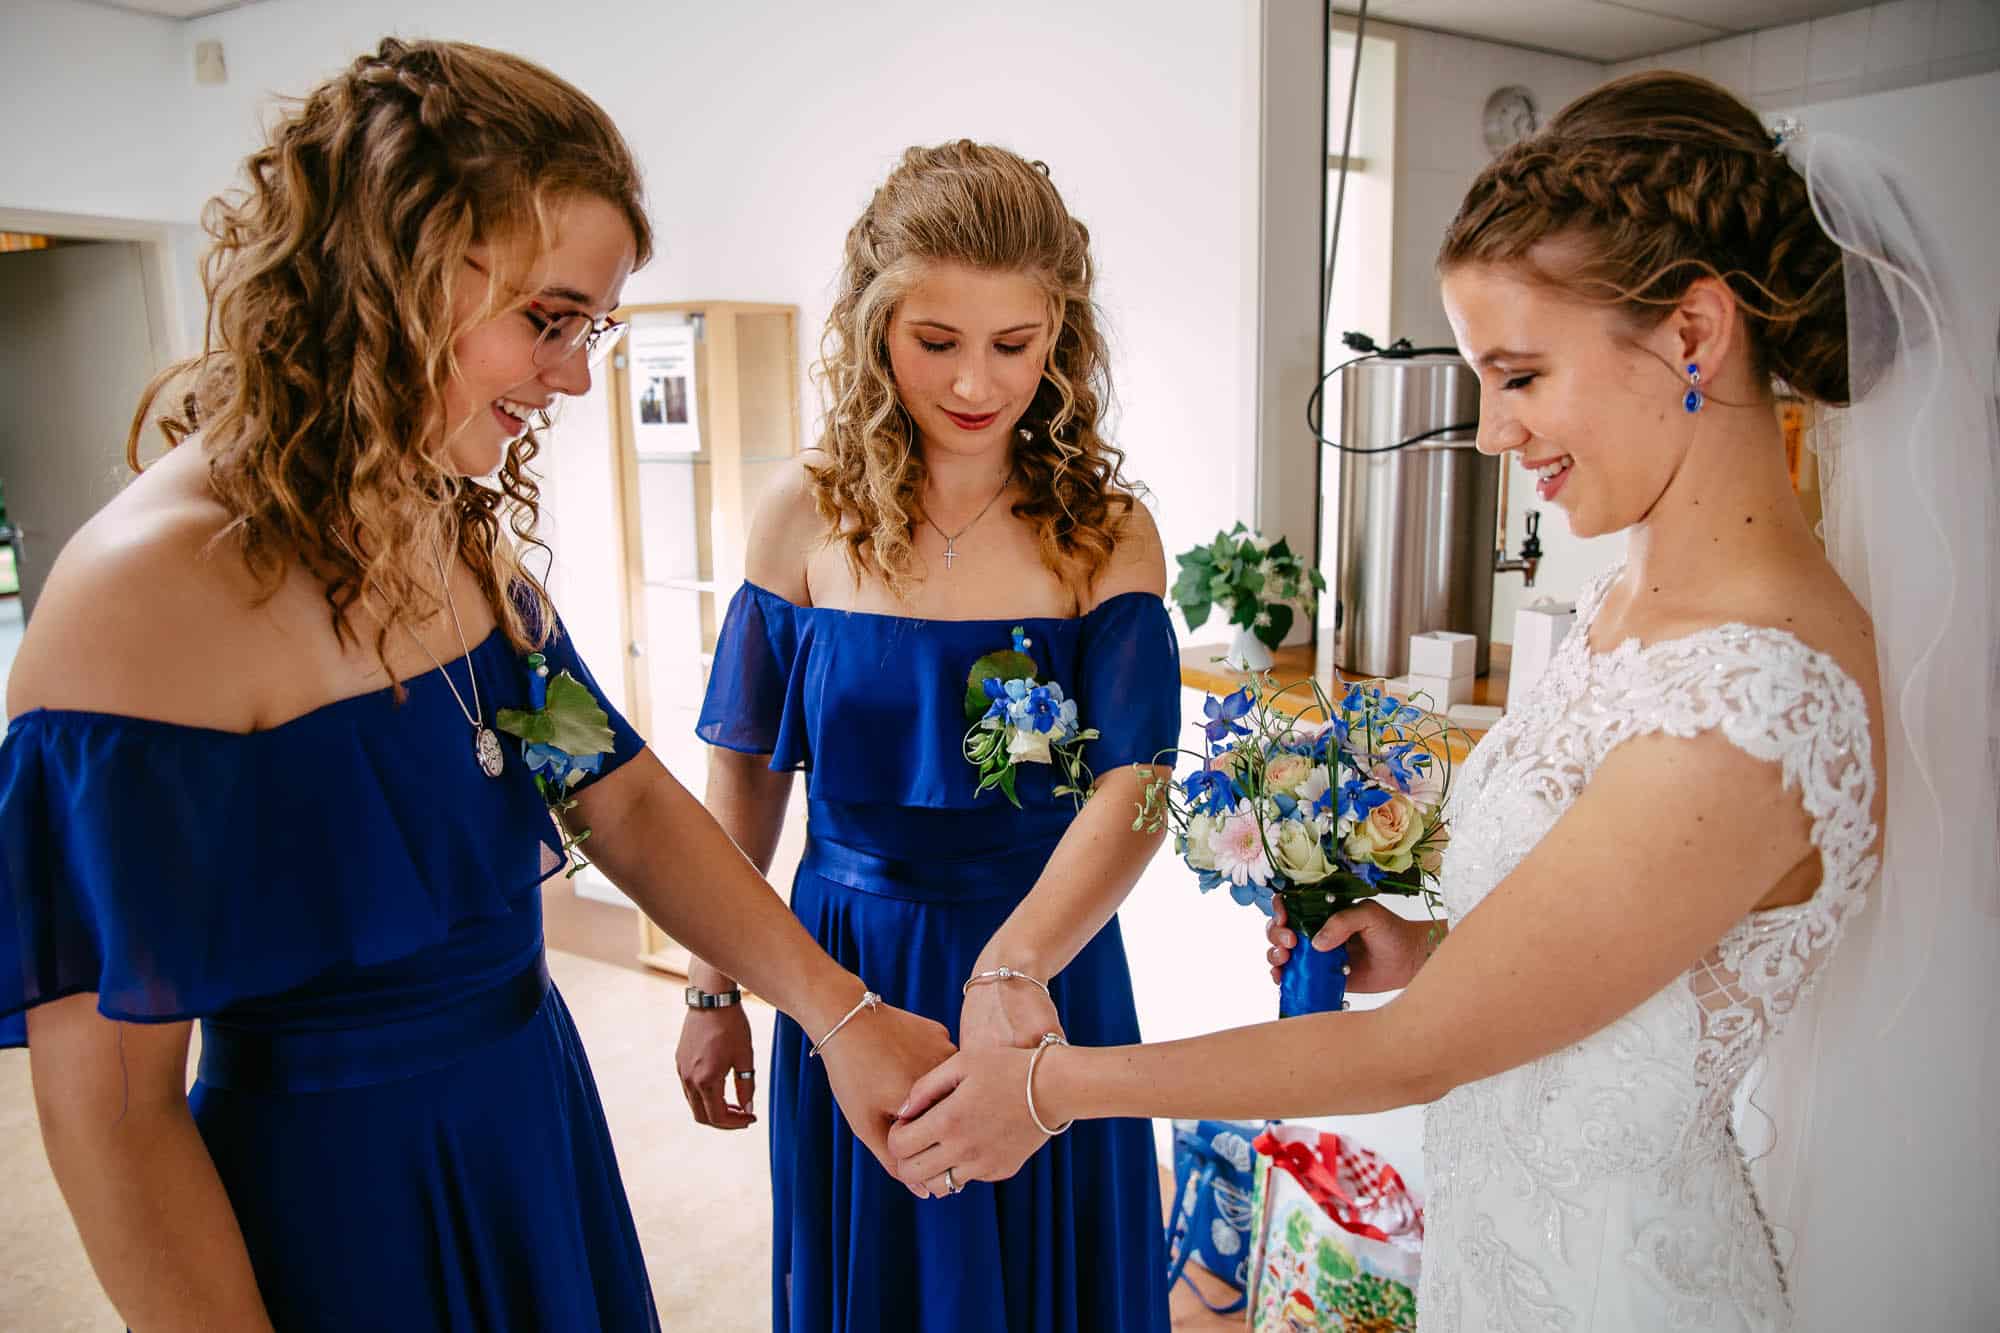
top-left (0, 613), bottom-right (660, 1331)
top-left (698, 583), bottom-right (1178, 1333)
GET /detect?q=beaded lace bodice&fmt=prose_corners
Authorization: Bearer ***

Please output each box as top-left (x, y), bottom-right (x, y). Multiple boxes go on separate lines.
top-left (1417, 567), bottom-right (1879, 1332)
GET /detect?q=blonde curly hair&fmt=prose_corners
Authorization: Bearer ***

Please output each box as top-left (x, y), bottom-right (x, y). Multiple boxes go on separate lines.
top-left (128, 37), bottom-right (651, 671)
top-left (808, 140), bottom-right (1135, 603)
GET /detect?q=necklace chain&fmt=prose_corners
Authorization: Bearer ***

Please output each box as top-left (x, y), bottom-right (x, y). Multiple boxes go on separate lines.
top-left (922, 469), bottom-right (1014, 570)
top-left (406, 535), bottom-right (484, 730)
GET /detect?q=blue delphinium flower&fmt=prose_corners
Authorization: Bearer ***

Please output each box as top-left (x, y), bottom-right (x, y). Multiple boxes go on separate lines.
top-left (1347, 859), bottom-right (1386, 889)
top-left (1382, 743), bottom-right (1422, 792)
top-left (1203, 688), bottom-right (1254, 744)
top-left (1339, 775), bottom-right (1391, 821)
top-left (1230, 879), bottom-right (1277, 914)
top-left (524, 741), bottom-right (605, 787)
top-left (1183, 766), bottom-right (1237, 816)
top-left (1024, 684), bottom-right (1060, 734)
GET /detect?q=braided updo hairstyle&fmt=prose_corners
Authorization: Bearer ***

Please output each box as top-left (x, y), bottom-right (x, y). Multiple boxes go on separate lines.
top-left (1439, 72), bottom-right (1847, 405)
top-left (130, 37), bottom-right (652, 666)
top-left (808, 140), bottom-right (1135, 604)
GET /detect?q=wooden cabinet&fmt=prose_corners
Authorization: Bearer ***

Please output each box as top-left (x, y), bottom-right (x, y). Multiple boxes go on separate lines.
top-left (601, 301), bottom-right (807, 975)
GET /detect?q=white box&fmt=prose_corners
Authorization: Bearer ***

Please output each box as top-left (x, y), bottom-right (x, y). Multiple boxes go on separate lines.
top-left (1447, 702), bottom-right (1503, 729)
top-left (1507, 599), bottom-right (1576, 712)
top-left (1409, 630), bottom-right (1478, 679)
top-left (1400, 668), bottom-right (1474, 708)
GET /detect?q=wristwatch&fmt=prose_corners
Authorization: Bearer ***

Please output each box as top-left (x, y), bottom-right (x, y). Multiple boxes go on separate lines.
top-left (684, 985), bottom-right (742, 1009)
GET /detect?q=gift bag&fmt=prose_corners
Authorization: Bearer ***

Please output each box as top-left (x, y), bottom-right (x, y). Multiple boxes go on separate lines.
top-left (1245, 1124), bottom-right (1424, 1332)
top-left (1163, 1118), bottom-right (1264, 1313)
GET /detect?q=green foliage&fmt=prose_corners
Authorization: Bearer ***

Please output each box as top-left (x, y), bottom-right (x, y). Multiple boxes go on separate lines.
top-left (963, 648), bottom-right (1040, 721)
top-left (495, 671), bottom-right (615, 757)
top-left (1171, 523), bottom-right (1325, 649)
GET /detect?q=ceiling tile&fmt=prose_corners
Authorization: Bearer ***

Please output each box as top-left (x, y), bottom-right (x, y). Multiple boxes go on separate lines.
top-left (1356, 0), bottom-right (1722, 61)
top-left (1349, 0), bottom-right (1879, 61)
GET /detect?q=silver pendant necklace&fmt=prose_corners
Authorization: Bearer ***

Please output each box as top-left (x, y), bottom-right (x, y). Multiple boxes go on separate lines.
top-left (922, 468), bottom-right (1015, 571)
top-left (407, 536), bottom-right (503, 778)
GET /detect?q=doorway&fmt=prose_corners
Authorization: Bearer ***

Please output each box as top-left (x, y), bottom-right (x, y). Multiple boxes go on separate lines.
top-left (0, 219), bottom-right (183, 716)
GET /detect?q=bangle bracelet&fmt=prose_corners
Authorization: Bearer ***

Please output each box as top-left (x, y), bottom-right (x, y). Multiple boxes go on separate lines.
top-left (1025, 1031), bottom-right (1074, 1136)
top-left (961, 966), bottom-right (1052, 1002)
top-left (808, 989), bottom-right (880, 1059)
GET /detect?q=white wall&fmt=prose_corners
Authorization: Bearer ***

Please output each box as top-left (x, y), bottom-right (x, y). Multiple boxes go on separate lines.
top-left (1377, 23), bottom-right (1625, 645)
top-left (158, 0), bottom-right (1261, 598)
top-left (0, 2), bottom-right (187, 224)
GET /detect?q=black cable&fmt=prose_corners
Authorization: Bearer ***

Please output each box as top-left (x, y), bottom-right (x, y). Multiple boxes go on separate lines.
top-left (1320, 0), bottom-right (1369, 340)
top-left (1306, 338), bottom-right (1477, 454)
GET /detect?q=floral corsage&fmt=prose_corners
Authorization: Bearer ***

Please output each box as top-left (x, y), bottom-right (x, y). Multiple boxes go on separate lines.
top-left (961, 626), bottom-right (1100, 809)
top-left (496, 651), bottom-right (616, 876)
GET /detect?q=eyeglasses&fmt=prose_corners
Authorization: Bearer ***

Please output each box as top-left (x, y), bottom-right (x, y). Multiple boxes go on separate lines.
top-left (523, 300), bottom-right (629, 369)
top-left (464, 257), bottom-right (627, 369)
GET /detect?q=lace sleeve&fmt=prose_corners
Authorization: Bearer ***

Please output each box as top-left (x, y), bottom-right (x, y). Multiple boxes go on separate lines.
top-left (1591, 627), bottom-right (1881, 1124)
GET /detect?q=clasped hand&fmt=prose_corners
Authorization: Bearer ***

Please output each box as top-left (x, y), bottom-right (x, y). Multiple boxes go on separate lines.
top-left (684, 979), bottom-right (1068, 1198)
top-left (883, 976), bottom-right (1064, 1198)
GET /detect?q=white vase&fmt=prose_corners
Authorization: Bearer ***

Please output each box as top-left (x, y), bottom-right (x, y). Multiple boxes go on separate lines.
top-left (1229, 624), bottom-right (1275, 672)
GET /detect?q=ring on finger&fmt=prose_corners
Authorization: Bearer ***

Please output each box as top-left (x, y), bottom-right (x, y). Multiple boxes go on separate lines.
top-left (943, 1166), bottom-right (963, 1196)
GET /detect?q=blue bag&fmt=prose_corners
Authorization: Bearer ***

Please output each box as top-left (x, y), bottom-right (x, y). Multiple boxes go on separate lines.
top-left (1164, 1118), bottom-right (1265, 1313)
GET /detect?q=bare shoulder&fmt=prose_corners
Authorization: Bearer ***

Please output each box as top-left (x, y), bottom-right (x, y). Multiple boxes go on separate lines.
top-left (1737, 560), bottom-right (1882, 709)
top-left (742, 452), bottom-right (832, 604)
top-left (6, 450), bottom-right (271, 730)
top-left (1081, 492), bottom-right (1166, 609)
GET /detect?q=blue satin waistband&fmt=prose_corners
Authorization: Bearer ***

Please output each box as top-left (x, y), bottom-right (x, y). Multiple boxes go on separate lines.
top-left (799, 834), bottom-right (1057, 904)
top-left (196, 951), bottom-right (551, 1094)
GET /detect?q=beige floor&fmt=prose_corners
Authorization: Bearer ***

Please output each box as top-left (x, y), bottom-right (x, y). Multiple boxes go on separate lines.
top-left (0, 951), bottom-right (1241, 1331)
top-left (0, 951), bottom-right (775, 1332)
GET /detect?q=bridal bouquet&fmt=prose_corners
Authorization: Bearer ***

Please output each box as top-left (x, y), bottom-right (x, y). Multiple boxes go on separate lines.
top-left (1139, 676), bottom-right (1454, 1016)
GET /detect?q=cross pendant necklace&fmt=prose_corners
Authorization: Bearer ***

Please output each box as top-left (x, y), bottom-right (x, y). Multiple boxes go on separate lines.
top-left (923, 469), bottom-right (1014, 572)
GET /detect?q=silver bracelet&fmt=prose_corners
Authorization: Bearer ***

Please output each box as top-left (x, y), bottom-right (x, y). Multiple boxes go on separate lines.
top-left (807, 989), bottom-right (880, 1059)
top-left (960, 965), bottom-right (1052, 1002)
top-left (1025, 1030), bottom-right (1074, 1136)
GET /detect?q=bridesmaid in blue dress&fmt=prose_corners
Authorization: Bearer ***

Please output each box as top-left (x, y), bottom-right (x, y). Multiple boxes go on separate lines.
top-left (680, 141), bottom-right (1176, 1331)
top-left (0, 39), bottom-right (949, 1332)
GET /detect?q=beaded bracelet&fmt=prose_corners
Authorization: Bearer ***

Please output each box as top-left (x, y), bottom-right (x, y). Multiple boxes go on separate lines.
top-left (1025, 1031), bottom-right (1074, 1136)
top-left (807, 989), bottom-right (880, 1059)
top-left (960, 965), bottom-right (1052, 1002)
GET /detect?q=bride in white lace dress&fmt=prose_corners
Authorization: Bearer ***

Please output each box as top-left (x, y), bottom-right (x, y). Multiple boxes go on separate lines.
top-left (880, 71), bottom-right (1997, 1332)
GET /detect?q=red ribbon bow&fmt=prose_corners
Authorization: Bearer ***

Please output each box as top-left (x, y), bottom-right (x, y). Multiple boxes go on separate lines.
top-left (1251, 1128), bottom-right (1420, 1244)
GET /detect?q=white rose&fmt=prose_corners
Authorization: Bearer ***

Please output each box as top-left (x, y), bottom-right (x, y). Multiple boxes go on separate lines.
top-left (1184, 813), bottom-right (1222, 871)
top-left (1008, 727), bottom-right (1054, 765)
top-left (1264, 753), bottom-right (1315, 798)
top-left (1271, 819), bottom-right (1334, 884)
top-left (1345, 792), bottom-right (1424, 872)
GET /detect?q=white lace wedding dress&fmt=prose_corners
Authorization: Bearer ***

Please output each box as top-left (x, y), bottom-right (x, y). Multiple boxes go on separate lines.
top-left (1418, 566), bottom-right (1880, 1332)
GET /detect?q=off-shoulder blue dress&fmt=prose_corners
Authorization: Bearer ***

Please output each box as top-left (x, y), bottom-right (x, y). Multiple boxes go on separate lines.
top-left (0, 617), bottom-right (659, 1331)
top-left (698, 584), bottom-right (1178, 1333)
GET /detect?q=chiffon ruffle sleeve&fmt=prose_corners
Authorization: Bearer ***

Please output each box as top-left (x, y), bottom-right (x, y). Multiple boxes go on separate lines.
top-left (0, 614), bottom-right (643, 1047)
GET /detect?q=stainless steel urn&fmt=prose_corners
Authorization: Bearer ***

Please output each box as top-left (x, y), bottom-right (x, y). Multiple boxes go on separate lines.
top-left (1331, 353), bottom-right (1498, 679)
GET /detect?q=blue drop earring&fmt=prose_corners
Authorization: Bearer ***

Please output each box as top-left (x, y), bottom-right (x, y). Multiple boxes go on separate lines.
top-left (1683, 362), bottom-right (1704, 413)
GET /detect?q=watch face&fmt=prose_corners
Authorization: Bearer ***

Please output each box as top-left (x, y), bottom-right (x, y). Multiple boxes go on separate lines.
top-left (1483, 85), bottom-right (1539, 154)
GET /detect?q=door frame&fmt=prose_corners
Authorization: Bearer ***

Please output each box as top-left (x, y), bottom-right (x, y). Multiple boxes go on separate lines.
top-left (0, 207), bottom-right (194, 372)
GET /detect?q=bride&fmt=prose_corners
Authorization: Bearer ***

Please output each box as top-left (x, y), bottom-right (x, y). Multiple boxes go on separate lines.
top-left (882, 71), bottom-right (1998, 1330)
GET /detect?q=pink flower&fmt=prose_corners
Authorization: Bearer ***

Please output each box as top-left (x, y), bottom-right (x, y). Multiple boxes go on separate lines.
top-left (1372, 758), bottom-right (1444, 809)
top-left (1211, 809), bottom-right (1274, 887)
